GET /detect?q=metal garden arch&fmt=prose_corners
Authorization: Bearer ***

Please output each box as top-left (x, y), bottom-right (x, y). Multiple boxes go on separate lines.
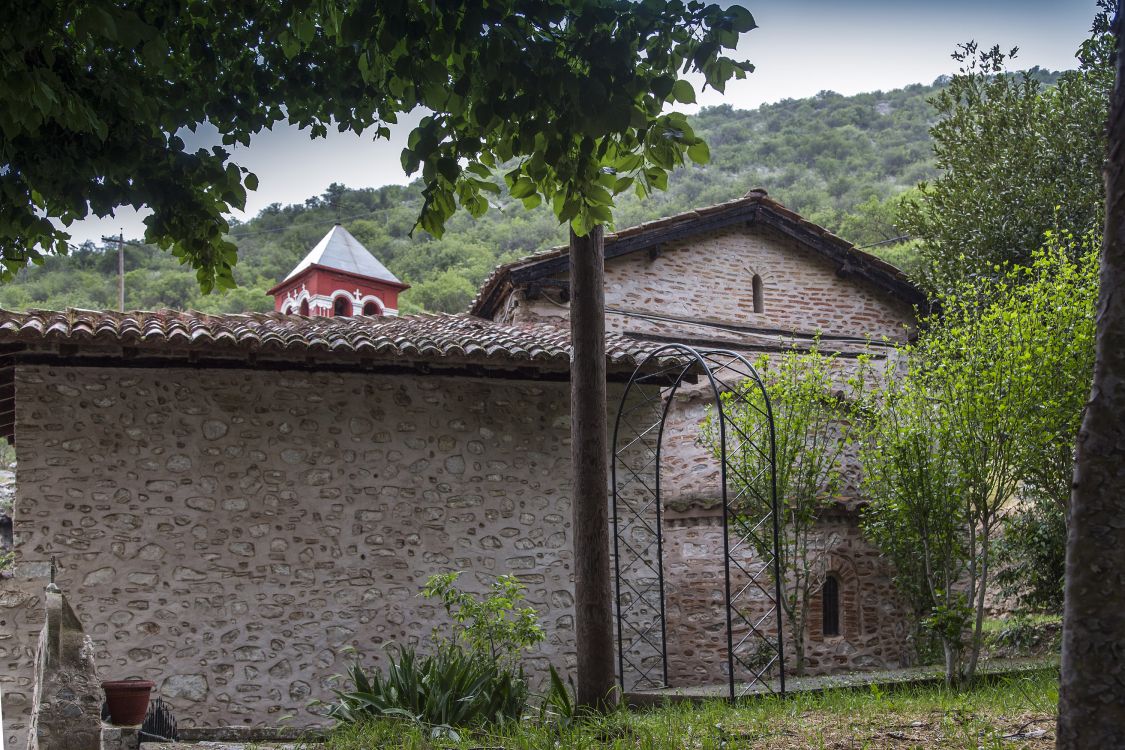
top-left (611, 343), bottom-right (786, 700)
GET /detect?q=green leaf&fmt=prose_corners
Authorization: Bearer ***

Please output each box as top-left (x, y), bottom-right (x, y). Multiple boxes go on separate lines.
top-left (687, 141), bottom-right (711, 165)
top-left (509, 177), bottom-right (536, 200)
top-left (670, 79), bottom-right (696, 104)
top-left (141, 37), bottom-right (167, 67)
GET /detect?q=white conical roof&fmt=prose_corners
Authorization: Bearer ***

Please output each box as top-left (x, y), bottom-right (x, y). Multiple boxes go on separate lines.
top-left (284, 224), bottom-right (402, 284)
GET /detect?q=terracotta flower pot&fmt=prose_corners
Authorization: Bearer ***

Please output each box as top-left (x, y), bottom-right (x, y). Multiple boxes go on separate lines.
top-left (101, 679), bottom-right (154, 726)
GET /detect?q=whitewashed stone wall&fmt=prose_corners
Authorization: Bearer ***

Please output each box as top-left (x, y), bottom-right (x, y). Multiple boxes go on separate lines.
top-left (2, 365), bottom-right (591, 741)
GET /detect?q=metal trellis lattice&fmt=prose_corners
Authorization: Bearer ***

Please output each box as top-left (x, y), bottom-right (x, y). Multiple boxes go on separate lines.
top-left (611, 344), bottom-right (786, 700)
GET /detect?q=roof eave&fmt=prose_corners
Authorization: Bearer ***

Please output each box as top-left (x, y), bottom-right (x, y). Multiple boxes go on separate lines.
top-left (470, 195), bottom-right (930, 318)
top-left (267, 263), bottom-right (411, 295)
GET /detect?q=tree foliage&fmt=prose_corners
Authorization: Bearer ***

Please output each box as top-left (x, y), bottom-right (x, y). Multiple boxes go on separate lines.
top-left (0, 76), bottom-right (973, 313)
top-left (858, 369), bottom-right (971, 684)
top-left (861, 237), bottom-right (1098, 682)
top-left (991, 234), bottom-right (1098, 614)
top-left (2, 0), bottom-right (754, 291)
top-left (900, 6), bottom-right (1113, 292)
top-left (993, 496), bottom-right (1067, 613)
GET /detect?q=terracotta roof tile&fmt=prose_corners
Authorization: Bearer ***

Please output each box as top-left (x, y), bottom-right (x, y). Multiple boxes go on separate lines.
top-left (0, 308), bottom-right (663, 371)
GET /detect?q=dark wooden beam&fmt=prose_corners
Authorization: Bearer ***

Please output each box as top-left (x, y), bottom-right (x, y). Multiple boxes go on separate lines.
top-left (754, 210), bottom-right (928, 309)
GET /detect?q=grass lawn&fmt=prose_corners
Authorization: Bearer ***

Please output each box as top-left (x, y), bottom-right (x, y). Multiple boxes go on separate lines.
top-left (322, 668), bottom-right (1058, 749)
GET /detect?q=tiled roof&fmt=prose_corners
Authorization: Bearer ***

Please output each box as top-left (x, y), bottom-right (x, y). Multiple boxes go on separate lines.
top-left (282, 224), bottom-right (403, 285)
top-left (469, 188), bottom-right (927, 318)
top-left (0, 308), bottom-right (659, 371)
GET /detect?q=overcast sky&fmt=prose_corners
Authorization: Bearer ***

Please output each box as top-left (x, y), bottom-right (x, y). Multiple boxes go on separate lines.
top-left (68, 0), bottom-right (1096, 245)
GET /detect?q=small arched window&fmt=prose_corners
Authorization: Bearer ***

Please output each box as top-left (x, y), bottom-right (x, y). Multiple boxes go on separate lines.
top-left (822, 575), bottom-right (840, 637)
top-left (333, 296), bottom-right (353, 317)
top-left (362, 301), bottom-right (380, 316)
top-left (299, 299), bottom-right (310, 316)
top-left (752, 273), bottom-right (764, 314)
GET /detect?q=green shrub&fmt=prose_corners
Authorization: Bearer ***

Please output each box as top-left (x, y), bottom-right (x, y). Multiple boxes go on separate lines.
top-left (420, 572), bottom-right (544, 665)
top-left (330, 573), bottom-right (544, 737)
top-left (329, 642), bottom-right (529, 739)
top-left (994, 496), bottom-right (1066, 613)
top-left (986, 615), bottom-right (1062, 656)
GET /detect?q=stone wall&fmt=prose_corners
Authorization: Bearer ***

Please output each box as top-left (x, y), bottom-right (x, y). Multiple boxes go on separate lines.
top-left (5, 364), bottom-right (589, 740)
top-left (497, 224), bottom-right (916, 347)
top-left (660, 509), bottom-right (912, 686)
top-left (802, 514), bottom-right (913, 674)
top-left (1, 571), bottom-right (47, 749)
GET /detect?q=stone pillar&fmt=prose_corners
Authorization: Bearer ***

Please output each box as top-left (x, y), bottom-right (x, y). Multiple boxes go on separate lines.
top-left (26, 585), bottom-right (101, 750)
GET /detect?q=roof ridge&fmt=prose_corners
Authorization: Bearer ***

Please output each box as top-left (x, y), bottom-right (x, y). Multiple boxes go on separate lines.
top-left (467, 189), bottom-right (926, 318)
top-left (282, 225), bottom-right (402, 285)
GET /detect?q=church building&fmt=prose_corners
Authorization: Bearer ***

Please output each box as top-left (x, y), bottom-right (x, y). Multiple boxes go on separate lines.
top-left (0, 189), bottom-right (925, 745)
top-left (267, 224), bottom-right (408, 317)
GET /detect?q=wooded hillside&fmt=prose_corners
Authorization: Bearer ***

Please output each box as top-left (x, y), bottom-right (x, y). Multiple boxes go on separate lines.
top-left (0, 71), bottom-right (1060, 314)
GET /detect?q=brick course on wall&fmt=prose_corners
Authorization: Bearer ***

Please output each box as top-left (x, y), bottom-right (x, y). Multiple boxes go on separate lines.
top-left (3, 365), bottom-right (591, 742)
top-left (500, 224), bottom-right (916, 346)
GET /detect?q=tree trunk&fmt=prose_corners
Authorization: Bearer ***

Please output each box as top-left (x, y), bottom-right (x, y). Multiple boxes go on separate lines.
top-left (965, 530), bottom-right (990, 683)
top-left (792, 583), bottom-right (808, 677)
top-left (569, 225), bottom-right (616, 710)
top-left (941, 637), bottom-right (961, 688)
top-left (1057, 11), bottom-right (1125, 748)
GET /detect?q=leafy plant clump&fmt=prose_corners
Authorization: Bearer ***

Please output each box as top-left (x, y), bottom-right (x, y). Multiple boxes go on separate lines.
top-left (329, 573), bottom-right (546, 738)
top-left (993, 496), bottom-right (1067, 614)
top-left (329, 642), bottom-right (528, 740)
top-left (984, 616), bottom-right (1062, 658)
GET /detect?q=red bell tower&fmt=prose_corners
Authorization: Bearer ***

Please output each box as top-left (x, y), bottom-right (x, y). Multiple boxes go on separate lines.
top-left (268, 224), bottom-right (409, 316)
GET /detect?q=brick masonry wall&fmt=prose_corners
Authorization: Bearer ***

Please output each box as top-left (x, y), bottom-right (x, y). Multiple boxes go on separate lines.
top-left (503, 223), bottom-right (918, 687)
top-left (500, 224), bottom-right (916, 346)
top-left (2, 365), bottom-right (598, 742)
top-left (660, 511), bottom-right (913, 686)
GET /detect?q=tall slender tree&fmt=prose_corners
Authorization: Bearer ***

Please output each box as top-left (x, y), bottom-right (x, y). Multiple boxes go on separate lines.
top-left (1058, 4), bottom-right (1125, 746)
